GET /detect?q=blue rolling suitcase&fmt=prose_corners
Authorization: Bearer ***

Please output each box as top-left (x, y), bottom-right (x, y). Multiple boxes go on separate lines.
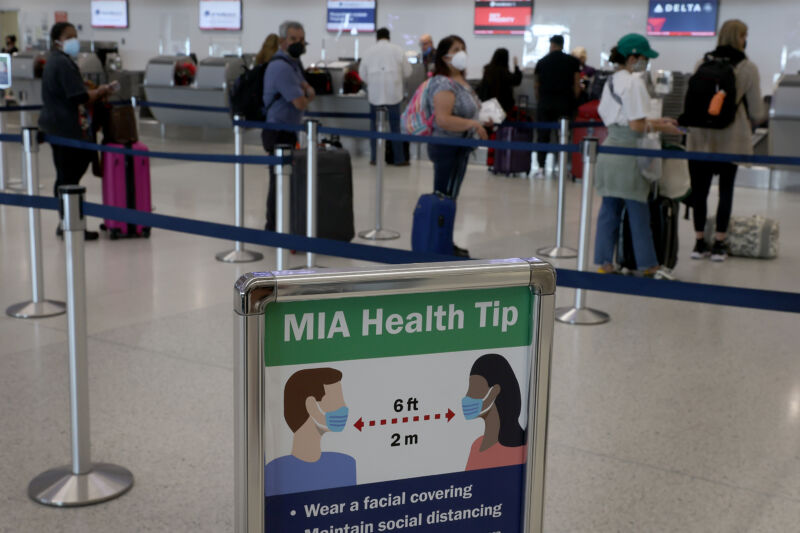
top-left (411, 194), bottom-right (455, 255)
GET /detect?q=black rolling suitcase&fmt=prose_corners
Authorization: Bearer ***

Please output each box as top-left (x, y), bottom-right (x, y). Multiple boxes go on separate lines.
top-left (291, 147), bottom-right (355, 242)
top-left (618, 194), bottom-right (679, 270)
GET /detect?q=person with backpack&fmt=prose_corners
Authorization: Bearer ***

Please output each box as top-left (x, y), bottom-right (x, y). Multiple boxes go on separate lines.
top-left (427, 35), bottom-right (487, 258)
top-left (681, 19), bottom-right (764, 262)
top-left (262, 20), bottom-right (316, 231)
top-left (593, 34), bottom-right (683, 279)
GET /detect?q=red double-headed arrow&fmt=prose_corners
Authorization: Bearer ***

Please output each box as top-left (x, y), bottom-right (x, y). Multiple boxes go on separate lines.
top-left (354, 409), bottom-right (455, 432)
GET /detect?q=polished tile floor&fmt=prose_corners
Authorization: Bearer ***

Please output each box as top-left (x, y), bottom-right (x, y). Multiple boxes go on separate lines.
top-left (1, 125), bottom-right (799, 532)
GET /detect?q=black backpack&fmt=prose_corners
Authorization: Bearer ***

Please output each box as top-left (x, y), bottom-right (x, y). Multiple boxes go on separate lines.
top-left (679, 54), bottom-right (743, 129)
top-left (229, 56), bottom-right (291, 121)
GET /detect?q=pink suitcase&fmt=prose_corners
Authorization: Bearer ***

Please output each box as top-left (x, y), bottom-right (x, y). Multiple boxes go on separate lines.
top-left (101, 142), bottom-right (152, 239)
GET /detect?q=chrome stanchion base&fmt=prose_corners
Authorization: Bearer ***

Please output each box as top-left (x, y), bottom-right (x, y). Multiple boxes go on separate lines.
top-left (537, 245), bottom-right (578, 259)
top-left (555, 306), bottom-right (610, 325)
top-left (215, 249), bottom-right (264, 263)
top-left (6, 300), bottom-right (66, 319)
top-left (358, 228), bottom-right (401, 241)
top-left (28, 463), bottom-right (134, 507)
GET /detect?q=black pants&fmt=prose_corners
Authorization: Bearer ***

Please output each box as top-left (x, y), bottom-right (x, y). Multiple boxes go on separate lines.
top-left (689, 160), bottom-right (738, 234)
top-left (51, 144), bottom-right (92, 197)
top-left (262, 129), bottom-right (298, 231)
top-left (536, 104), bottom-right (572, 168)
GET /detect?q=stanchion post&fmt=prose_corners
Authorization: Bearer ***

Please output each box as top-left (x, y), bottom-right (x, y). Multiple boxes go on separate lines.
top-left (537, 117), bottom-right (578, 259)
top-left (216, 115), bottom-right (264, 263)
top-left (0, 111), bottom-right (8, 191)
top-left (28, 186), bottom-right (134, 507)
top-left (306, 119), bottom-right (319, 268)
top-left (6, 128), bottom-right (66, 319)
top-left (555, 138), bottom-right (610, 325)
top-left (274, 144), bottom-right (292, 271)
top-left (358, 107), bottom-right (400, 240)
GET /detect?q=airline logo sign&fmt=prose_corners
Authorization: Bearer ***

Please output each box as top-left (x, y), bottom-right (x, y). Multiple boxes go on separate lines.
top-left (199, 0), bottom-right (242, 31)
top-left (647, 0), bottom-right (718, 37)
top-left (91, 1), bottom-right (128, 29)
top-left (474, 1), bottom-right (532, 35)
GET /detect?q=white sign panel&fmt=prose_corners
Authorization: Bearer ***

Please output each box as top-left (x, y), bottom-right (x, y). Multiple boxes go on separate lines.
top-left (199, 0), bottom-right (242, 31)
top-left (0, 54), bottom-right (11, 90)
top-left (91, 1), bottom-right (129, 29)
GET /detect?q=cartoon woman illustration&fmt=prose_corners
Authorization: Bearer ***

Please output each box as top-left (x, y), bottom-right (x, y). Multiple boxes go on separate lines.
top-left (462, 353), bottom-right (526, 471)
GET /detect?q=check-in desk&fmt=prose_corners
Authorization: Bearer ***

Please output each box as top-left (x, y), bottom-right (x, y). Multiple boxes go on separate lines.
top-left (768, 74), bottom-right (800, 190)
top-left (143, 56), bottom-right (243, 128)
top-left (9, 52), bottom-right (46, 126)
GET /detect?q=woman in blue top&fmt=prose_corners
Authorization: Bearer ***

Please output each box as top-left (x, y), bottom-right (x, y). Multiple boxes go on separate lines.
top-left (428, 35), bottom-right (487, 257)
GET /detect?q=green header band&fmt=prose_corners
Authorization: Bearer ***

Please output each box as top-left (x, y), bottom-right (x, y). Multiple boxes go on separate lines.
top-left (265, 287), bottom-right (533, 366)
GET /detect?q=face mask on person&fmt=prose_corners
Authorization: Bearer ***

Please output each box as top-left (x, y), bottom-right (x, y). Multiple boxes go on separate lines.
top-left (288, 41), bottom-right (306, 59)
top-left (448, 50), bottom-right (468, 72)
top-left (312, 402), bottom-right (349, 432)
top-left (60, 38), bottom-right (80, 58)
top-left (631, 58), bottom-right (648, 73)
top-left (461, 386), bottom-right (495, 421)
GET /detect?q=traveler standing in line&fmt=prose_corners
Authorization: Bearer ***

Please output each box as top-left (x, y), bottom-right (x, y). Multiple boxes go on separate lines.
top-left (262, 20), bottom-right (315, 231)
top-left (533, 35), bottom-right (581, 177)
top-left (3, 35), bottom-right (18, 55)
top-left (420, 34), bottom-right (436, 75)
top-left (477, 48), bottom-right (522, 115)
top-left (255, 33), bottom-right (279, 66)
top-left (572, 46), bottom-right (596, 79)
top-left (428, 35), bottom-right (487, 258)
top-left (359, 27), bottom-right (412, 166)
top-left (686, 20), bottom-right (763, 262)
top-left (593, 34), bottom-right (682, 279)
top-left (40, 22), bottom-right (115, 240)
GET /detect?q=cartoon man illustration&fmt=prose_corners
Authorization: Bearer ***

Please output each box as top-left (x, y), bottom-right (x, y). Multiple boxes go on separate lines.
top-left (265, 368), bottom-right (356, 496)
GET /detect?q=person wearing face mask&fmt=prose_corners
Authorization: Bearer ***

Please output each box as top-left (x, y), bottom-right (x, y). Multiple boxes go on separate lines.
top-left (593, 34), bottom-right (683, 279)
top-left (462, 353), bottom-right (526, 471)
top-left (684, 19), bottom-right (764, 262)
top-left (265, 368), bottom-right (356, 497)
top-left (3, 35), bottom-right (18, 55)
top-left (39, 22), bottom-right (115, 240)
top-left (262, 20), bottom-right (316, 231)
top-left (428, 35), bottom-right (487, 258)
top-left (420, 34), bottom-right (436, 75)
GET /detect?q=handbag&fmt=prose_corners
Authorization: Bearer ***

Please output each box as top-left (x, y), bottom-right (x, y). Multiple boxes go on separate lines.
top-left (478, 97), bottom-right (506, 125)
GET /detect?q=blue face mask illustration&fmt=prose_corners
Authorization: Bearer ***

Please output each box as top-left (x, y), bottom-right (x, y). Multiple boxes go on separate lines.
top-left (462, 386), bottom-right (495, 421)
top-left (315, 402), bottom-right (349, 432)
top-left (61, 38), bottom-right (80, 58)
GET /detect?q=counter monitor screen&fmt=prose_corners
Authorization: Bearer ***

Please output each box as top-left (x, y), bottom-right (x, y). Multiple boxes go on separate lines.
top-left (91, 0), bottom-right (129, 29)
top-left (199, 0), bottom-right (242, 31)
top-left (0, 54), bottom-right (10, 90)
top-left (647, 0), bottom-right (718, 37)
top-left (327, 0), bottom-right (376, 33)
top-left (474, 0), bottom-right (533, 35)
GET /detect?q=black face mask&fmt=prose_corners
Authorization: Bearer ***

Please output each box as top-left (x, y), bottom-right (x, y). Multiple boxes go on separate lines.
top-left (288, 42), bottom-right (306, 58)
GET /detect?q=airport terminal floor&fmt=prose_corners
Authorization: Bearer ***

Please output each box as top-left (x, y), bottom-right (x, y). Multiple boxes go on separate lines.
top-left (1, 124), bottom-right (799, 532)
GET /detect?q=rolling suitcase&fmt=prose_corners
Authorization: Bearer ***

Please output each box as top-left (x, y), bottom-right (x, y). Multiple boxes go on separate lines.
top-left (492, 125), bottom-right (532, 176)
top-left (291, 147), bottom-right (355, 242)
top-left (101, 142), bottom-right (152, 239)
top-left (618, 195), bottom-right (679, 270)
top-left (411, 193), bottom-right (455, 255)
top-left (572, 100), bottom-right (608, 180)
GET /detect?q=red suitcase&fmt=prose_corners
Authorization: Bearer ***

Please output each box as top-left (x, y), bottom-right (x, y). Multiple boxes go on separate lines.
top-left (101, 142), bottom-right (152, 239)
top-left (571, 101), bottom-right (608, 180)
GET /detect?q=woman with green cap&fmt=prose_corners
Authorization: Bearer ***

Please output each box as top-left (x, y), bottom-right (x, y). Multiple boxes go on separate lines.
top-left (593, 33), bottom-right (682, 279)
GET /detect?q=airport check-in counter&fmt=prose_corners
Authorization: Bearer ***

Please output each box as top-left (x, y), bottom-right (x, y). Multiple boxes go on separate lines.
top-left (9, 51), bottom-right (46, 126)
top-left (144, 55), bottom-right (244, 128)
top-left (768, 74), bottom-right (800, 190)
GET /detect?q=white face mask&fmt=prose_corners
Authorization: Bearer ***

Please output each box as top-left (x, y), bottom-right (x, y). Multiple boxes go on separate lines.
top-left (448, 50), bottom-right (468, 72)
top-left (631, 58), bottom-right (648, 73)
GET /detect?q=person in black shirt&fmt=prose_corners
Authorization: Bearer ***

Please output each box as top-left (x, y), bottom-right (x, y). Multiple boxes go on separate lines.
top-left (534, 35), bottom-right (581, 176)
top-left (477, 48), bottom-right (522, 115)
top-left (3, 35), bottom-right (18, 55)
top-left (40, 22), bottom-right (114, 239)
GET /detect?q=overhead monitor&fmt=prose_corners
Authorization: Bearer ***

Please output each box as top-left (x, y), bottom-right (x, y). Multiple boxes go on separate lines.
top-left (91, 1), bottom-right (129, 29)
top-left (647, 0), bottom-right (718, 37)
top-left (0, 54), bottom-right (11, 90)
top-left (327, 0), bottom-right (377, 33)
top-left (474, 0), bottom-right (533, 35)
top-left (199, 0), bottom-right (243, 31)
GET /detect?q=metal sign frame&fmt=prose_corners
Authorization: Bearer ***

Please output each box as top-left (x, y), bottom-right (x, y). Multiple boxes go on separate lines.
top-left (234, 258), bottom-right (556, 533)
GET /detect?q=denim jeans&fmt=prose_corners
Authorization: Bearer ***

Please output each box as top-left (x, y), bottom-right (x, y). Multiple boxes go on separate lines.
top-left (427, 143), bottom-right (472, 198)
top-left (369, 104), bottom-right (406, 165)
top-left (594, 196), bottom-right (658, 269)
